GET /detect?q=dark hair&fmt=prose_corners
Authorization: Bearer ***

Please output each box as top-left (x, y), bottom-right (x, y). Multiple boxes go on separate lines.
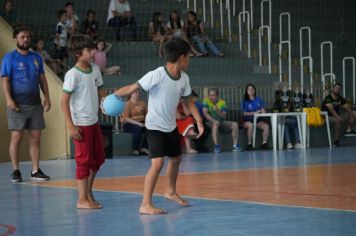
top-left (169, 10), bottom-right (181, 29)
top-left (163, 38), bottom-right (191, 63)
top-left (244, 83), bottom-right (256, 101)
top-left (67, 34), bottom-right (96, 61)
top-left (209, 88), bottom-right (219, 96)
top-left (3, 0), bottom-right (12, 9)
top-left (87, 9), bottom-right (95, 16)
top-left (95, 37), bottom-right (107, 50)
top-left (65, 2), bottom-right (74, 7)
top-left (57, 9), bottom-right (66, 19)
top-left (191, 90), bottom-right (198, 97)
top-left (333, 82), bottom-right (341, 88)
top-left (13, 26), bottom-right (31, 38)
top-left (151, 12), bottom-right (166, 35)
top-left (33, 38), bottom-right (44, 50)
top-left (187, 10), bottom-right (197, 21)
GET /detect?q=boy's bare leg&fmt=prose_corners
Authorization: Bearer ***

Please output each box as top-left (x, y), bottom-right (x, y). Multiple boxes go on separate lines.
top-left (164, 156), bottom-right (189, 206)
top-left (77, 178), bottom-right (99, 209)
top-left (87, 170), bottom-right (102, 208)
top-left (139, 157), bottom-right (166, 215)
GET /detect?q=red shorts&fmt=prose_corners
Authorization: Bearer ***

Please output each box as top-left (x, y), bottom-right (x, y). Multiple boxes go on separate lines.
top-left (73, 122), bottom-right (105, 179)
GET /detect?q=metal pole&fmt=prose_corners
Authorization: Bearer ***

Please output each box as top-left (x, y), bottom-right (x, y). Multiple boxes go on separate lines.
top-left (300, 27), bottom-right (312, 93)
top-left (343, 57), bottom-right (356, 105)
top-left (210, 0), bottom-right (214, 28)
top-left (203, 0), bottom-right (206, 22)
top-left (227, 0), bottom-right (232, 42)
top-left (220, 0), bottom-right (224, 37)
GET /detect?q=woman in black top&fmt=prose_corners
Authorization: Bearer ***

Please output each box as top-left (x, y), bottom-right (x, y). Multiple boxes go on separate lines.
top-left (185, 11), bottom-right (224, 57)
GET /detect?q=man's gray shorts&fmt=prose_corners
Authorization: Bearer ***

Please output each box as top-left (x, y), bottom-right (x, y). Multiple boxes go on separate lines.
top-left (7, 105), bottom-right (46, 130)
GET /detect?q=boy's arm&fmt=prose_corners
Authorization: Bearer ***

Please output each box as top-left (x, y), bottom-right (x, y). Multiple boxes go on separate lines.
top-left (114, 82), bottom-right (140, 97)
top-left (39, 74), bottom-right (51, 112)
top-left (61, 93), bottom-right (82, 141)
top-left (104, 42), bottom-right (113, 53)
top-left (185, 96), bottom-right (204, 138)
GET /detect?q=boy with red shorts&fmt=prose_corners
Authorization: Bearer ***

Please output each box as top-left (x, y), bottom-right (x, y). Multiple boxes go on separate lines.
top-left (61, 35), bottom-right (106, 209)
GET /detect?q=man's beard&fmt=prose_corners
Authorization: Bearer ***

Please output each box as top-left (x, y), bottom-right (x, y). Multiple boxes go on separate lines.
top-left (17, 42), bottom-right (31, 50)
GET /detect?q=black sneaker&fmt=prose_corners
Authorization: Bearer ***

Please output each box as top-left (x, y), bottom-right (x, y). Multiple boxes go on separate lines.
top-left (12, 169), bottom-right (22, 182)
top-left (344, 130), bottom-right (356, 137)
top-left (261, 143), bottom-right (269, 150)
top-left (30, 168), bottom-right (50, 181)
top-left (332, 140), bottom-right (340, 148)
top-left (245, 144), bottom-right (254, 151)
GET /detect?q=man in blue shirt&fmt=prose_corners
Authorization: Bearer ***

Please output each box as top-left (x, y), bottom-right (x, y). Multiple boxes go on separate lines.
top-left (1, 26), bottom-right (51, 182)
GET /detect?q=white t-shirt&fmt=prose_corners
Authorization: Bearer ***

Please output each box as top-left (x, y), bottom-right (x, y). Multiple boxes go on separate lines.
top-left (138, 66), bottom-right (192, 132)
top-left (166, 20), bottom-right (184, 29)
top-left (55, 22), bottom-right (67, 47)
top-left (65, 14), bottom-right (79, 30)
top-left (107, 0), bottom-right (131, 23)
top-left (63, 63), bottom-right (103, 126)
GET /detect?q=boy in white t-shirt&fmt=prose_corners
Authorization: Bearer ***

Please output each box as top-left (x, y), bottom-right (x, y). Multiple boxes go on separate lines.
top-left (61, 35), bottom-right (106, 209)
top-left (112, 38), bottom-right (204, 214)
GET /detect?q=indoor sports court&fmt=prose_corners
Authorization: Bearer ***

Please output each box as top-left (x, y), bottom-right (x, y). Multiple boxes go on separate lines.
top-left (1, 147), bottom-right (356, 235)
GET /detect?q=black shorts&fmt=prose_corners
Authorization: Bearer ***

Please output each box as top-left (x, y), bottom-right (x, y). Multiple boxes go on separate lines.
top-left (147, 128), bottom-right (181, 158)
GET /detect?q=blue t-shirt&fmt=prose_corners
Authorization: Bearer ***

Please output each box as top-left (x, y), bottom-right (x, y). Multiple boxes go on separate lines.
top-left (241, 96), bottom-right (265, 122)
top-left (194, 101), bottom-right (204, 118)
top-left (1, 50), bottom-right (44, 105)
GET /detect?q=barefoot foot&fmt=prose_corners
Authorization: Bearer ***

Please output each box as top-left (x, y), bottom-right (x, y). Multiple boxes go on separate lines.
top-left (164, 192), bottom-right (189, 207)
top-left (139, 204), bottom-right (167, 215)
top-left (77, 200), bottom-right (100, 209)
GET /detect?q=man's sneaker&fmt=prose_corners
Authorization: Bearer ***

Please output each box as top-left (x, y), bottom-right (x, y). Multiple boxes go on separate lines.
top-left (344, 130), bottom-right (356, 137)
top-left (332, 140), bottom-right (340, 148)
top-left (232, 144), bottom-right (241, 152)
top-left (261, 143), bottom-right (269, 150)
top-left (12, 169), bottom-right (22, 182)
top-left (294, 143), bottom-right (302, 149)
top-left (132, 150), bottom-right (140, 156)
top-left (31, 169), bottom-right (50, 181)
top-left (287, 143), bottom-right (293, 149)
top-left (245, 144), bottom-right (254, 151)
top-left (213, 145), bottom-right (221, 153)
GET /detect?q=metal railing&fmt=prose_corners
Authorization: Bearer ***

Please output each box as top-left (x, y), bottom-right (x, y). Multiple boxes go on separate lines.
top-left (278, 11), bottom-right (291, 87)
top-left (299, 26), bottom-right (313, 93)
top-left (238, 11), bottom-right (251, 58)
top-left (321, 41), bottom-right (335, 98)
top-left (343, 57), bottom-right (356, 106)
top-left (261, 0), bottom-right (272, 39)
top-left (259, 26), bottom-right (271, 73)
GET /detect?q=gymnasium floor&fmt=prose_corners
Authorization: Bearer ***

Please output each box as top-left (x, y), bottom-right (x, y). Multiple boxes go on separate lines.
top-left (1, 146), bottom-right (356, 236)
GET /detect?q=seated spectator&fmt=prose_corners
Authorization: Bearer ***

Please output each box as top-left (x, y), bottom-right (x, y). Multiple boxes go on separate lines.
top-left (149, 12), bottom-right (172, 57)
top-left (54, 10), bottom-right (68, 70)
top-left (203, 88), bottom-right (240, 153)
top-left (185, 11), bottom-right (224, 57)
top-left (0, 0), bottom-right (18, 27)
top-left (81, 10), bottom-right (99, 40)
top-left (123, 90), bottom-right (149, 156)
top-left (93, 38), bottom-right (121, 75)
top-left (107, 0), bottom-right (137, 41)
top-left (167, 10), bottom-right (203, 57)
top-left (65, 2), bottom-right (79, 36)
top-left (176, 99), bottom-right (198, 154)
top-left (284, 116), bottom-right (302, 149)
top-left (322, 82), bottom-right (356, 147)
top-left (34, 39), bottom-right (62, 76)
top-left (241, 84), bottom-right (269, 150)
top-left (191, 90), bottom-right (211, 152)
